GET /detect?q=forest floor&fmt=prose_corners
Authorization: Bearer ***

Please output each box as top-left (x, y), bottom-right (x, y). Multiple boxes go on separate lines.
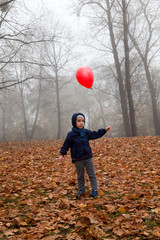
top-left (0, 136), bottom-right (160, 240)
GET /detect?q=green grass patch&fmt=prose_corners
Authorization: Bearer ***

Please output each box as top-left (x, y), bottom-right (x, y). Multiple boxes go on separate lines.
top-left (8, 204), bottom-right (16, 208)
top-left (46, 226), bottom-right (75, 237)
top-left (144, 219), bottom-right (158, 230)
top-left (18, 204), bottom-right (27, 210)
top-left (96, 204), bottom-right (102, 210)
top-left (75, 217), bottom-right (82, 221)
top-left (67, 194), bottom-right (74, 199)
top-left (58, 226), bottom-right (74, 235)
top-left (4, 197), bottom-right (17, 204)
top-left (0, 231), bottom-right (7, 239)
top-left (26, 195), bottom-right (35, 199)
top-left (108, 212), bottom-right (124, 219)
top-left (37, 187), bottom-right (48, 195)
top-left (106, 191), bottom-right (123, 200)
top-left (20, 215), bottom-right (28, 220)
top-left (114, 194), bottom-right (123, 199)
top-left (22, 179), bottom-right (28, 185)
top-left (107, 191), bottom-right (117, 195)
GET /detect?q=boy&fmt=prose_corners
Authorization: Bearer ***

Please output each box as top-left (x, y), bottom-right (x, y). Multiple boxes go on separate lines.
top-left (60, 113), bottom-right (111, 198)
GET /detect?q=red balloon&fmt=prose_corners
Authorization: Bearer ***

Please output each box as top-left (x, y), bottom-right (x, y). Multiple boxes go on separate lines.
top-left (76, 67), bottom-right (94, 89)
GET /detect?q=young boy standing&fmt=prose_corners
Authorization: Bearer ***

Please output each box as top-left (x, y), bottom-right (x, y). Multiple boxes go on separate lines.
top-left (60, 112), bottom-right (111, 198)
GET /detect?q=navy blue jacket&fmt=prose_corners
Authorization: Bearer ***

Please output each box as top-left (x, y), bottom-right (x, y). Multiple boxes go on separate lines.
top-left (60, 128), bottom-right (106, 162)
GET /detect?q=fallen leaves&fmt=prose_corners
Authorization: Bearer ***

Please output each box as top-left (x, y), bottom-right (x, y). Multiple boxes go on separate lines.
top-left (0, 136), bottom-right (160, 239)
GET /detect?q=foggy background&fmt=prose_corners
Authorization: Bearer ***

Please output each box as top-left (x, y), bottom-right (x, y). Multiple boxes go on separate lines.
top-left (0, 0), bottom-right (160, 141)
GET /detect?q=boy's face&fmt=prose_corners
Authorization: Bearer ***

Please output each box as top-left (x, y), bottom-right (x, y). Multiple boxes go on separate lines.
top-left (76, 116), bottom-right (85, 129)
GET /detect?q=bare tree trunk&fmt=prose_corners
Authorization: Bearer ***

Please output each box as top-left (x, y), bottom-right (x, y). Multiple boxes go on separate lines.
top-left (144, 62), bottom-right (160, 135)
top-left (19, 85), bottom-right (28, 139)
top-left (0, 0), bottom-right (15, 9)
top-left (106, 0), bottom-right (131, 136)
top-left (1, 77), bottom-right (6, 141)
top-left (29, 78), bottom-right (42, 139)
top-left (122, 0), bottom-right (137, 136)
top-left (1, 106), bottom-right (6, 141)
top-left (55, 71), bottom-right (61, 139)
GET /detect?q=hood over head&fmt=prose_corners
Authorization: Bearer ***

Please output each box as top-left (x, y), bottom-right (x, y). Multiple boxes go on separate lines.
top-left (72, 113), bottom-right (85, 128)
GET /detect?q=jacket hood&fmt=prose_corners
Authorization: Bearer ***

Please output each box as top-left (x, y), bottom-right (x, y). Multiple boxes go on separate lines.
top-left (72, 113), bottom-right (85, 128)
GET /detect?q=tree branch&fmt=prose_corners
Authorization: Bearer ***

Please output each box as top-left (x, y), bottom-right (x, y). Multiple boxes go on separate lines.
top-left (0, 76), bottom-right (42, 90)
top-left (0, 0), bottom-right (15, 9)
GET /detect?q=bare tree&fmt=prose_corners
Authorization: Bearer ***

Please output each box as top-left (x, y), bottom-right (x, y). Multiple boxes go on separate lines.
top-left (0, 0), bottom-right (54, 91)
top-left (0, 0), bottom-right (15, 27)
top-left (129, 0), bottom-right (160, 135)
top-left (0, 2), bottom-right (76, 140)
top-left (75, 0), bottom-right (132, 136)
top-left (73, 0), bottom-right (160, 136)
top-left (42, 21), bottom-right (76, 139)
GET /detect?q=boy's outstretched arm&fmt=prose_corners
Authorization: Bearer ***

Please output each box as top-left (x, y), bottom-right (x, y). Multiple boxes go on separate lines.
top-left (87, 126), bottom-right (111, 140)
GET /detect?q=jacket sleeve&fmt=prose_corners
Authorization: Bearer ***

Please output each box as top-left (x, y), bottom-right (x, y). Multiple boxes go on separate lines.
top-left (60, 133), bottom-right (72, 155)
top-left (86, 128), bottom-right (106, 140)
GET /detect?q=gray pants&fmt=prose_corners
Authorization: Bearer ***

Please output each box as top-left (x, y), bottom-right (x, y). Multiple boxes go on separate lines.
top-left (74, 158), bottom-right (97, 192)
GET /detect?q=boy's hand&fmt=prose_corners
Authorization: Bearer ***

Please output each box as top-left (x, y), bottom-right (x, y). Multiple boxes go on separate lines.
top-left (59, 155), bottom-right (65, 164)
top-left (105, 126), bottom-right (111, 132)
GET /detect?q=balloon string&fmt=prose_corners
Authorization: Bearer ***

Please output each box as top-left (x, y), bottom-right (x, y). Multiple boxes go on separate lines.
top-left (90, 88), bottom-right (107, 126)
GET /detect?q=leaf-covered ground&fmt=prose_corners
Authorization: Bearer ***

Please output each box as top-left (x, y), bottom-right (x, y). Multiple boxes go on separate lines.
top-left (0, 136), bottom-right (160, 240)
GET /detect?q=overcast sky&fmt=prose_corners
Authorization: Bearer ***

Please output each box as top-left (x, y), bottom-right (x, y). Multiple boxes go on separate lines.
top-left (26, 0), bottom-right (89, 34)
top-left (44, 0), bottom-right (71, 15)
top-left (40, 0), bottom-right (94, 65)
top-left (23, 0), bottom-right (109, 67)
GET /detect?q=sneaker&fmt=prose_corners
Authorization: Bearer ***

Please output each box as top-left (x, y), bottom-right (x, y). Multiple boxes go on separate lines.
top-left (76, 190), bottom-right (85, 199)
top-left (90, 190), bottom-right (98, 197)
